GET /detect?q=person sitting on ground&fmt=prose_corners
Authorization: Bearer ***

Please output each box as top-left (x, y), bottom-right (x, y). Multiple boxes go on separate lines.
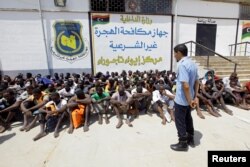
top-left (33, 92), bottom-right (67, 141)
top-left (152, 85), bottom-right (175, 124)
top-left (0, 89), bottom-right (22, 132)
top-left (91, 86), bottom-right (110, 125)
top-left (131, 84), bottom-right (152, 117)
top-left (197, 79), bottom-right (221, 117)
top-left (202, 79), bottom-right (233, 115)
top-left (58, 83), bottom-right (75, 101)
top-left (44, 84), bottom-right (57, 97)
top-left (110, 86), bottom-right (133, 128)
top-left (229, 79), bottom-right (250, 110)
top-left (105, 78), bottom-right (118, 96)
top-left (20, 88), bottom-right (49, 131)
top-left (67, 89), bottom-right (91, 133)
top-left (24, 73), bottom-right (36, 88)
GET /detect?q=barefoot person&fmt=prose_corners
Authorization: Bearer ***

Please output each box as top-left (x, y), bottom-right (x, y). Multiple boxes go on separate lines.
top-left (110, 86), bottom-right (133, 128)
top-left (20, 88), bottom-right (49, 131)
top-left (67, 89), bottom-right (91, 133)
top-left (91, 86), bottom-right (110, 125)
top-left (152, 85), bottom-right (175, 124)
top-left (170, 44), bottom-right (199, 151)
top-left (33, 92), bottom-right (67, 141)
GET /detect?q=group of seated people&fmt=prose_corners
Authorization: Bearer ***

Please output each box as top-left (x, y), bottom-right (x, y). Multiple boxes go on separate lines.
top-left (0, 69), bottom-right (250, 141)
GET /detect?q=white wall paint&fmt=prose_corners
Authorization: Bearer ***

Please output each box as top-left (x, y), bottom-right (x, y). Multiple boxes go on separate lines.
top-left (0, 0), bottom-right (90, 12)
top-left (174, 0), bottom-right (239, 18)
top-left (0, 11), bottom-right (48, 72)
top-left (0, 0), bottom-right (39, 9)
top-left (41, 0), bottom-right (89, 12)
top-left (176, 16), bottom-right (237, 56)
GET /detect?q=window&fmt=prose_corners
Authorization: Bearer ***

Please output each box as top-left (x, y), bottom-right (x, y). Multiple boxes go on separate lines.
top-left (90, 0), bottom-right (172, 14)
top-left (240, 4), bottom-right (250, 19)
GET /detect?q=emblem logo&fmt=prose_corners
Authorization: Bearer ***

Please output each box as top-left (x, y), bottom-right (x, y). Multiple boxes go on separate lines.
top-left (51, 21), bottom-right (89, 63)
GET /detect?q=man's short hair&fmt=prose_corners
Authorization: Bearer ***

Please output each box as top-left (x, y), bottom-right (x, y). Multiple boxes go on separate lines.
top-left (174, 44), bottom-right (188, 56)
top-left (32, 88), bottom-right (42, 94)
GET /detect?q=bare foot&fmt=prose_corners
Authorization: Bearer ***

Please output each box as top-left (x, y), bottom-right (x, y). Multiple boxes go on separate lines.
top-left (126, 119), bottom-right (133, 127)
top-left (83, 125), bottom-right (89, 132)
top-left (0, 125), bottom-right (5, 133)
top-left (161, 119), bottom-right (166, 125)
top-left (54, 131), bottom-right (59, 138)
top-left (225, 110), bottom-right (233, 116)
top-left (33, 132), bottom-right (47, 141)
top-left (146, 112), bottom-right (153, 117)
top-left (197, 112), bottom-right (205, 119)
top-left (25, 126), bottom-right (32, 132)
top-left (105, 118), bottom-right (110, 124)
top-left (19, 126), bottom-right (27, 131)
top-left (98, 116), bottom-right (103, 125)
top-left (68, 126), bottom-right (74, 134)
top-left (116, 121), bottom-right (123, 129)
top-left (215, 112), bottom-right (222, 117)
top-left (210, 111), bottom-right (220, 117)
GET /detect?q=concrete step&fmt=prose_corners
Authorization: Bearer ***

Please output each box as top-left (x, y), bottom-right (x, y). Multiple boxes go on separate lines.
top-left (216, 70), bottom-right (250, 75)
top-left (216, 73), bottom-right (250, 79)
top-left (197, 63), bottom-right (249, 67)
top-left (191, 56), bottom-right (250, 60)
top-left (212, 67), bottom-right (249, 71)
top-left (194, 60), bottom-right (250, 64)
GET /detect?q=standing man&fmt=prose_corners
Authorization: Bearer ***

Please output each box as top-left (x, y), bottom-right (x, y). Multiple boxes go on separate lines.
top-left (170, 44), bottom-right (199, 151)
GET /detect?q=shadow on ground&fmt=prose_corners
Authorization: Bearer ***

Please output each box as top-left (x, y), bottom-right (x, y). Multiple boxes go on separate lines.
top-left (0, 133), bottom-right (16, 144)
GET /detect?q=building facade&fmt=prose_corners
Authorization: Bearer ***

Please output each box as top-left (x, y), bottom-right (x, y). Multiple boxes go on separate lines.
top-left (0, 0), bottom-right (249, 76)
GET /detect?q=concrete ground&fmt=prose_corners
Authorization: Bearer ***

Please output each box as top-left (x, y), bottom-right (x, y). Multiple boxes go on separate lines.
top-left (0, 105), bottom-right (250, 167)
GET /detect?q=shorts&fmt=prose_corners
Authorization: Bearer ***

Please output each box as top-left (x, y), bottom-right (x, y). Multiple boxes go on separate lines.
top-left (152, 99), bottom-right (174, 112)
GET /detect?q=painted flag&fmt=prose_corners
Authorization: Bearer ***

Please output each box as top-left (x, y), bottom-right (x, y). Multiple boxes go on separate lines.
top-left (92, 15), bottom-right (110, 26)
top-left (242, 22), bottom-right (250, 40)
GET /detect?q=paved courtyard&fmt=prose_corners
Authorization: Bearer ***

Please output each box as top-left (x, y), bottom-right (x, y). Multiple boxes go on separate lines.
top-left (0, 105), bottom-right (250, 167)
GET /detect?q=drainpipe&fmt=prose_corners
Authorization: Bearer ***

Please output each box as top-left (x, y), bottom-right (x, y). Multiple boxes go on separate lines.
top-left (38, 0), bottom-right (52, 75)
top-left (172, 0), bottom-right (178, 72)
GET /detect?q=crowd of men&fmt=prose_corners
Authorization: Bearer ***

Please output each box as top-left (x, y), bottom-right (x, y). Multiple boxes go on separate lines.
top-left (0, 69), bottom-right (250, 141)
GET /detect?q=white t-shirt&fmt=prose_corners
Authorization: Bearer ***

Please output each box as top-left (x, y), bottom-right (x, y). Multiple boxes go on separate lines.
top-left (131, 87), bottom-right (148, 95)
top-left (58, 88), bottom-right (75, 98)
top-left (45, 99), bottom-right (67, 111)
top-left (152, 89), bottom-right (174, 103)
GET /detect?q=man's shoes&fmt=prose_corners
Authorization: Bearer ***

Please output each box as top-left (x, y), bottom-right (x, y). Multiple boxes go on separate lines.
top-left (187, 138), bottom-right (195, 147)
top-left (170, 141), bottom-right (188, 151)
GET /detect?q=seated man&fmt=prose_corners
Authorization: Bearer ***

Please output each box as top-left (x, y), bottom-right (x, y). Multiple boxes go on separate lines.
top-left (58, 83), bottom-right (75, 101)
top-left (110, 86), bottom-right (133, 128)
top-left (33, 92), bottom-right (67, 141)
top-left (229, 80), bottom-right (250, 110)
top-left (0, 89), bottom-right (22, 131)
top-left (131, 85), bottom-right (152, 117)
top-left (152, 85), bottom-right (175, 124)
top-left (198, 80), bottom-right (221, 117)
top-left (67, 89), bottom-right (91, 133)
top-left (20, 88), bottom-right (49, 131)
top-left (91, 86), bottom-right (110, 125)
top-left (201, 80), bottom-right (233, 116)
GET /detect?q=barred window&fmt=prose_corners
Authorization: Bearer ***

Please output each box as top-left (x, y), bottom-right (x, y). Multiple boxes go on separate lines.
top-left (90, 0), bottom-right (172, 14)
top-left (240, 4), bottom-right (250, 19)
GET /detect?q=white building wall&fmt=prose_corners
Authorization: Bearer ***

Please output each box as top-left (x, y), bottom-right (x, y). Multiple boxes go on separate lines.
top-left (0, 11), bottom-right (49, 75)
top-left (0, 0), bottom-right (90, 12)
top-left (177, 16), bottom-right (237, 56)
top-left (0, 0), bottom-right (91, 76)
top-left (173, 0), bottom-right (239, 18)
top-left (0, 0), bottom-right (39, 9)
